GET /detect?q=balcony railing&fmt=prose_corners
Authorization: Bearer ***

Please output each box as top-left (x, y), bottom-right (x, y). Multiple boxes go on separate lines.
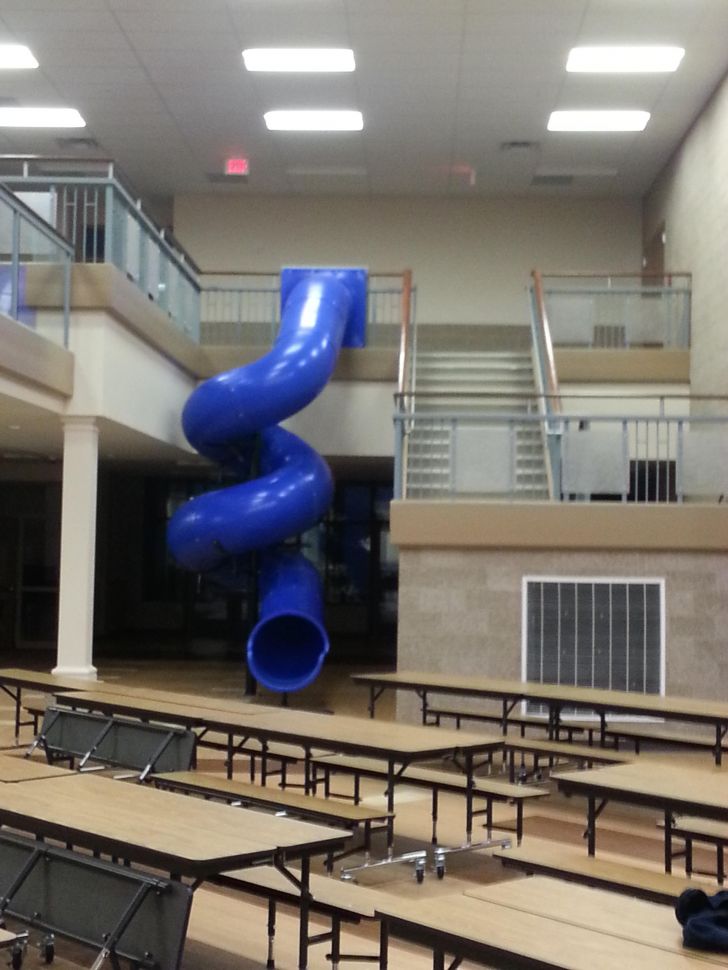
top-left (394, 393), bottom-right (728, 503)
top-left (0, 157), bottom-right (200, 342)
top-left (0, 183), bottom-right (74, 347)
top-left (199, 270), bottom-right (415, 354)
top-left (531, 272), bottom-right (692, 349)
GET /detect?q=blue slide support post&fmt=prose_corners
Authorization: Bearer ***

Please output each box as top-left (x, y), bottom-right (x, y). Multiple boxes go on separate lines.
top-left (167, 268), bottom-right (367, 693)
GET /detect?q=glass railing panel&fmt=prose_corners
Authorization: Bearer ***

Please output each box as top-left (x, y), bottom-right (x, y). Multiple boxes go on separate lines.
top-left (394, 398), bottom-right (728, 504)
top-left (679, 428), bottom-right (728, 499)
top-left (0, 188), bottom-right (73, 347)
top-left (0, 198), bottom-right (17, 320)
top-left (18, 216), bottom-right (71, 346)
top-left (538, 274), bottom-right (692, 349)
top-left (199, 271), bottom-right (414, 349)
top-left (0, 161), bottom-right (200, 343)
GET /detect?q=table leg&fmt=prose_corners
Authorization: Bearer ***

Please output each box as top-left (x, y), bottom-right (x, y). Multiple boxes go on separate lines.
top-left (465, 751), bottom-right (474, 844)
top-left (386, 761), bottom-right (395, 858)
top-left (378, 921), bottom-right (389, 970)
top-left (13, 686), bottom-right (21, 741)
top-left (298, 855), bottom-right (311, 970)
top-left (226, 733), bottom-right (233, 781)
top-left (266, 898), bottom-right (276, 970)
top-left (664, 810), bottom-right (673, 873)
top-left (419, 690), bottom-right (428, 726)
top-left (0, 684), bottom-right (23, 742)
top-left (587, 797), bottom-right (596, 856)
top-left (304, 745), bottom-right (312, 795)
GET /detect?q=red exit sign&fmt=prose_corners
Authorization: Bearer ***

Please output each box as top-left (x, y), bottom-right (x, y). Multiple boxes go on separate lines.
top-left (225, 157), bottom-right (249, 176)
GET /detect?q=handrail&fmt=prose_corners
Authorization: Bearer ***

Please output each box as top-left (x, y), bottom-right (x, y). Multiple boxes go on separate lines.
top-left (0, 182), bottom-right (74, 258)
top-left (397, 269), bottom-right (414, 395)
top-left (0, 162), bottom-right (200, 285)
top-left (200, 269), bottom-right (407, 278)
top-left (530, 269), bottom-right (561, 414)
top-left (395, 391), bottom-right (728, 403)
top-left (538, 271), bottom-right (692, 281)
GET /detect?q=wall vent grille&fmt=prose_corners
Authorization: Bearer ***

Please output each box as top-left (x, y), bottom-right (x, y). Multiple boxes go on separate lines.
top-left (522, 576), bottom-right (664, 716)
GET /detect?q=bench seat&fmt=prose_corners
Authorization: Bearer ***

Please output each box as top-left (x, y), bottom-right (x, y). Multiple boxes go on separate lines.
top-left (214, 864), bottom-right (383, 969)
top-left (492, 839), bottom-right (711, 904)
top-left (310, 753), bottom-right (549, 844)
top-left (425, 707), bottom-right (586, 741)
top-left (604, 723), bottom-right (728, 755)
top-left (502, 736), bottom-right (631, 782)
top-left (662, 815), bottom-right (728, 883)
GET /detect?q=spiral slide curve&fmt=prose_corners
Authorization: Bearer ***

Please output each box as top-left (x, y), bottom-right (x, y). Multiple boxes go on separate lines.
top-left (167, 268), bottom-right (367, 693)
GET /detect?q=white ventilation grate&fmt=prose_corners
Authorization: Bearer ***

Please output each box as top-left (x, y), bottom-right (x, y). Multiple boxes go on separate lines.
top-left (522, 576), bottom-right (664, 716)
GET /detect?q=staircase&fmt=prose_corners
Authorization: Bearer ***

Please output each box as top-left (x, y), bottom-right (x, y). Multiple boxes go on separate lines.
top-left (405, 350), bottom-right (550, 499)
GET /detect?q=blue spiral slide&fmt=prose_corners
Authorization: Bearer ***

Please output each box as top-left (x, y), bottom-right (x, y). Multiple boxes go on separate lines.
top-left (167, 268), bottom-right (367, 693)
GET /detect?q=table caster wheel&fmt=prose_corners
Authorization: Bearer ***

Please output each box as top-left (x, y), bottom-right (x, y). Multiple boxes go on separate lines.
top-left (42, 940), bottom-right (54, 964)
top-left (415, 866), bottom-right (425, 884)
top-left (436, 863), bottom-right (445, 879)
top-left (11, 942), bottom-right (23, 970)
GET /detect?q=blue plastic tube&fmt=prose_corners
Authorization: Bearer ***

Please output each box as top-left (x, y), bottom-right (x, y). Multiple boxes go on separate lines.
top-left (168, 272), bottom-right (354, 692)
top-left (247, 550), bottom-right (329, 692)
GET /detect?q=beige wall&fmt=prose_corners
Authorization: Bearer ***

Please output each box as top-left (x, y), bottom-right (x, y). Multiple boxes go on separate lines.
top-left (644, 72), bottom-right (728, 396)
top-left (174, 194), bottom-right (642, 326)
top-left (396, 546), bottom-right (728, 722)
top-left (393, 502), bottom-right (728, 721)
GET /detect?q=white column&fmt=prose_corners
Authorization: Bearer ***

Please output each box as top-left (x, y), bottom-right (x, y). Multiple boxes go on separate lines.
top-left (54, 416), bottom-right (99, 677)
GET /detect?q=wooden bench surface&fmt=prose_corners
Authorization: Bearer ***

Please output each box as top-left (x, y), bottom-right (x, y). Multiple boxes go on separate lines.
top-left (0, 753), bottom-right (77, 783)
top-left (428, 707), bottom-right (586, 734)
top-left (492, 838), bottom-right (709, 903)
top-left (374, 892), bottom-right (728, 969)
top-left (504, 736), bottom-right (631, 763)
top-left (556, 761), bottom-right (728, 815)
top-left (467, 876), bottom-right (728, 965)
top-left (312, 753), bottom-right (549, 800)
top-left (153, 770), bottom-right (392, 822)
top-left (218, 864), bottom-right (385, 918)
top-left (605, 723), bottom-right (728, 750)
top-left (669, 816), bottom-right (728, 841)
top-left (0, 927), bottom-right (22, 946)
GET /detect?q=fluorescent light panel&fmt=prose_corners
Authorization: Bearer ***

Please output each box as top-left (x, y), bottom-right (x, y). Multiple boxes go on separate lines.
top-left (0, 107), bottom-right (86, 128)
top-left (0, 44), bottom-right (38, 69)
top-left (567, 46), bottom-right (684, 73)
top-left (548, 110), bottom-right (650, 132)
top-left (265, 110), bottom-right (363, 131)
top-left (243, 48), bottom-right (355, 72)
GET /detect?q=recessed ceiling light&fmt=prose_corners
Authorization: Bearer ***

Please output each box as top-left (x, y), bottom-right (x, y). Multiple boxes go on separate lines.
top-left (0, 45), bottom-right (38, 70)
top-left (0, 107), bottom-right (86, 128)
top-left (243, 49), bottom-right (355, 72)
top-left (548, 110), bottom-right (650, 132)
top-left (264, 110), bottom-right (363, 131)
top-left (567, 46), bottom-right (685, 73)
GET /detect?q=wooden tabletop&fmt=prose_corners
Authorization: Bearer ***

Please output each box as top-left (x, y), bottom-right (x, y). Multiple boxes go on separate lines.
top-left (467, 877), bottom-right (728, 965)
top-left (374, 893), bottom-right (728, 969)
top-left (556, 761), bottom-right (728, 819)
top-left (59, 690), bottom-right (502, 759)
top-left (55, 689), bottom-right (278, 731)
top-left (354, 670), bottom-right (728, 724)
top-left (0, 773), bottom-right (350, 877)
top-left (0, 753), bottom-right (77, 783)
top-left (77, 681), bottom-right (283, 717)
top-left (0, 666), bottom-right (103, 693)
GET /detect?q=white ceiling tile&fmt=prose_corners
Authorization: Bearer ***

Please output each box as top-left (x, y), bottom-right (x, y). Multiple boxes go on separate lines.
top-left (0, 0), bottom-right (723, 198)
